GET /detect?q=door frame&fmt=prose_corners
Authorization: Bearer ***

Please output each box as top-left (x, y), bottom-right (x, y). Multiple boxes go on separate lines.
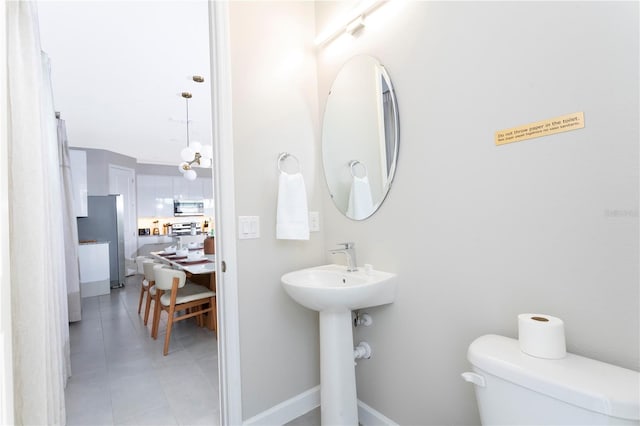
top-left (208, 2), bottom-right (243, 424)
top-left (108, 164), bottom-right (137, 276)
top-left (0, 0), bottom-right (15, 422)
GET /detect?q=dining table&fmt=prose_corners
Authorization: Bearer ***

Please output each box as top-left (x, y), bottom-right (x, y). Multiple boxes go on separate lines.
top-left (149, 249), bottom-right (217, 331)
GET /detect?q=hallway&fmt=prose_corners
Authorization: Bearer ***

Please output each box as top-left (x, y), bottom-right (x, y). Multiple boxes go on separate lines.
top-left (65, 275), bottom-right (219, 425)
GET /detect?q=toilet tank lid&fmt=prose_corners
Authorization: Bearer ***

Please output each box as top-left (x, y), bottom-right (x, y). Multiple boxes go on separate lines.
top-left (467, 334), bottom-right (640, 421)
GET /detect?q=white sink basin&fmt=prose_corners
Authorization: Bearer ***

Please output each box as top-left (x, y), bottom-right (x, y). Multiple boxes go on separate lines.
top-left (281, 264), bottom-right (397, 312)
top-left (281, 264), bottom-right (398, 424)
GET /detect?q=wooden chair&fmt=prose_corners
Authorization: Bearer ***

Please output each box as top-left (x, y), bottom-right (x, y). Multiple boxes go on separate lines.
top-left (138, 260), bottom-right (159, 324)
top-left (152, 267), bottom-right (216, 356)
top-left (148, 264), bottom-right (170, 336)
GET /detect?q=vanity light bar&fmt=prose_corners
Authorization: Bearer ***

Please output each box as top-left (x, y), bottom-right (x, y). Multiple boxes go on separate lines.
top-left (314, 0), bottom-right (388, 47)
top-left (345, 16), bottom-right (366, 36)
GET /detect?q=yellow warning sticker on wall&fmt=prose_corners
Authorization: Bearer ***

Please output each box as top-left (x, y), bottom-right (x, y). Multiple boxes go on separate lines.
top-left (495, 112), bottom-right (584, 146)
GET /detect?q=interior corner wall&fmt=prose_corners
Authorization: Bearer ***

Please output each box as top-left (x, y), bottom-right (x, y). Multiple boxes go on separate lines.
top-left (227, 1), bottom-right (326, 420)
top-left (316, 2), bottom-right (639, 425)
top-left (83, 148), bottom-right (137, 195)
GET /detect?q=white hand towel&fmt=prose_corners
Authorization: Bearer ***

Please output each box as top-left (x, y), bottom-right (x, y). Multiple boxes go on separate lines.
top-left (347, 175), bottom-right (374, 220)
top-left (276, 171), bottom-right (310, 240)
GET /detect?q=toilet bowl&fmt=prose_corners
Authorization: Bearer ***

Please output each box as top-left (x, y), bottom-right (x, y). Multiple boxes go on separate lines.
top-left (463, 334), bottom-right (640, 425)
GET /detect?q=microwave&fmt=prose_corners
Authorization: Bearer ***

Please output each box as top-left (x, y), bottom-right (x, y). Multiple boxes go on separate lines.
top-left (173, 200), bottom-right (204, 217)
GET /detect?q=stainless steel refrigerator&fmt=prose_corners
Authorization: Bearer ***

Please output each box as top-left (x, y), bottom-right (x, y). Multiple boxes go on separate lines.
top-left (77, 195), bottom-right (126, 288)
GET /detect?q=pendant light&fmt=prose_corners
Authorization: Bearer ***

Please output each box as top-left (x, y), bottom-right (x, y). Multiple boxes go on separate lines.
top-left (177, 75), bottom-right (213, 180)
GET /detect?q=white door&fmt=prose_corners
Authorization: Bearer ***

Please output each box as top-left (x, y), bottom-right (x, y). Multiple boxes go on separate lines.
top-left (109, 165), bottom-right (137, 275)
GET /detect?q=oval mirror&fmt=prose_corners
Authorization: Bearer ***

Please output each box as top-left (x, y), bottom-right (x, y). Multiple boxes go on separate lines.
top-left (321, 55), bottom-right (399, 220)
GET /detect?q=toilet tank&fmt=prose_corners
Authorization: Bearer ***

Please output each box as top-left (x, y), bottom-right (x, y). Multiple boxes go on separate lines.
top-left (464, 334), bottom-right (640, 425)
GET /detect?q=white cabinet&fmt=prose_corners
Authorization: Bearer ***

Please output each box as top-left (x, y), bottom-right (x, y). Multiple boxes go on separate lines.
top-left (137, 174), bottom-right (213, 218)
top-left (137, 175), bottom-right (158, 217)
top-left (137, 175), bottom-right (174, 217)
top-left (172, 177), bottom-right (187, 200)
top-left (78, 242), bottom-right (110, 297)
top-left (69, 149), bottom-right (88, 217)
top-left (155, 176), bottom-right (174, 217)
top-left (188, 178), bottom-right (204, 200)
top-left (173, 176), bottom-right (204, 200)
top-left (203, 176), bottom-right (213, 199)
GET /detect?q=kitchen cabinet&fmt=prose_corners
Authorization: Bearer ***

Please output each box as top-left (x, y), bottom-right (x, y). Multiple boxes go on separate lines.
top-left (173, 176), bottom-right (204, 200)
top-left (203, 176), bottom-right (213, 199)
top-left (137, 175), bottom-right (155, 217)
top-left (154, 176), bottom-right (174, 217)
top-left (137, 175), bottom-right (173, 217)
top-left (69, 149), bottom-right (88, 217)
top-left (138, 174), bottom-right (212, 218)
top-left (172, 177), bottom-right (187, 200)
top-left (190, 178), bottom-right (204, 200)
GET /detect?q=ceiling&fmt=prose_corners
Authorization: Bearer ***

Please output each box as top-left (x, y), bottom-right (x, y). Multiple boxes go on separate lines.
top-left (37, 0), bottom-right (213, 165)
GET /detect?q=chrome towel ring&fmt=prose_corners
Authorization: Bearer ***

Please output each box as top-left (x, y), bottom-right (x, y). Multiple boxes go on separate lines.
top-left (349, 160), bottom-right (368, 178)
top-left (278, 152), bottom-right (301, 174)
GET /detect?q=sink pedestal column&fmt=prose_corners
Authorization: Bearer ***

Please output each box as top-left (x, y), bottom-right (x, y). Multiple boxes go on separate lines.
top-left (319, 309), bottom-right (358, 426)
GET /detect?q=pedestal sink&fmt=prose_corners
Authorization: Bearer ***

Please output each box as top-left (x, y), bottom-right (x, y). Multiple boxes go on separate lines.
top-left (281, 264), bottom-right (397, 425)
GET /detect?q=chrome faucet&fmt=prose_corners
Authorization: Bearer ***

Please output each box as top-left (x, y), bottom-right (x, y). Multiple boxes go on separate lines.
top-left (329, 242), bottom-right (358, 272)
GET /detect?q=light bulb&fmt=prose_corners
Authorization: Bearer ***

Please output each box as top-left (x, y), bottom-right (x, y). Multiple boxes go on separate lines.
top-left (181, 147), bottom-right (195, 162)
top-left (184, 169), bottom-right (197, 180)
top-left (178, 162), bottom-right (189, 173)
top-left (190, 141), bottom-right (202, 153)
top-left (199, 157), bottom-right (211, 168)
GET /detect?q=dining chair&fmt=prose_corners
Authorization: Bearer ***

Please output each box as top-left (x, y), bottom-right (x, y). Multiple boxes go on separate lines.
top-left (148, 263), bottom-right (170, 336)
top-left (152, 267), bottom-right (216, 356)
top-left (135, 255), bottom-right (152, 274)
top-left (139, 261), bottom-right (162, 326)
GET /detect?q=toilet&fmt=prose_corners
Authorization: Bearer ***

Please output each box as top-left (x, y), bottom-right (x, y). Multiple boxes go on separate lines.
top-left (463, 334), bottom-right (640, 425)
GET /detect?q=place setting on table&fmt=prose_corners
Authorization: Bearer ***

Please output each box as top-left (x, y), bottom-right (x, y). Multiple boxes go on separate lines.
top-left (176, 250), bottom-right (211, 266)
top-left (150, 245), bottom-right (215, 273)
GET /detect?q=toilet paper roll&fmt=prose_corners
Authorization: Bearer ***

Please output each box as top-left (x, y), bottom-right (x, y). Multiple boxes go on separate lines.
top-left (518, 313), bottom-right (566, 359)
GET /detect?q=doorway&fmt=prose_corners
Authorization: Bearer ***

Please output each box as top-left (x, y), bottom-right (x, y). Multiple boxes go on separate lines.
top-left (34, 0), bottom-right (240, 423)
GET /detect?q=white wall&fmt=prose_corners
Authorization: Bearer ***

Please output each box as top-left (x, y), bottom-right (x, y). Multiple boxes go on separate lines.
top-left (316, 1), bottom-right (638, 425)
top-left (227, 1), bottom-right (326, 419)
top-left (81, 148), bottom-right (138, 196)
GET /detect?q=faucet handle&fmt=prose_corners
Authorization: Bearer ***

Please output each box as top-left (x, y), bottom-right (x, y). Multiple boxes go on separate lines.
top-left (337, 242), bottom-right (355, 249)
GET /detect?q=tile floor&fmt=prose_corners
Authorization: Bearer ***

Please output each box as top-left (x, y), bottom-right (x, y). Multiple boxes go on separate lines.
top-left (66, 274), bottom-right (220, 425)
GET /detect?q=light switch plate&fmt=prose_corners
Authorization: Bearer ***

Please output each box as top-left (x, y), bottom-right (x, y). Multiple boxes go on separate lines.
top-left (238, 216), bottom-right (260, 239)
top-left (309, 211), bottom-right (320, 232)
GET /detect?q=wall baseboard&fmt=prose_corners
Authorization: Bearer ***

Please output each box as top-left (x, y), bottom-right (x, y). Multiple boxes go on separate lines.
top-left (358, 399), bottom-right (399, 426)
top-left (242, 386), bottom-right (398, 426)
top-left (243, 385), bottom-right (320, 426)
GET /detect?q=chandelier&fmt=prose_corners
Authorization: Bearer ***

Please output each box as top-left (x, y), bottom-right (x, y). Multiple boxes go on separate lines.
top-left (178, 76), bottom-right (213, 180)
